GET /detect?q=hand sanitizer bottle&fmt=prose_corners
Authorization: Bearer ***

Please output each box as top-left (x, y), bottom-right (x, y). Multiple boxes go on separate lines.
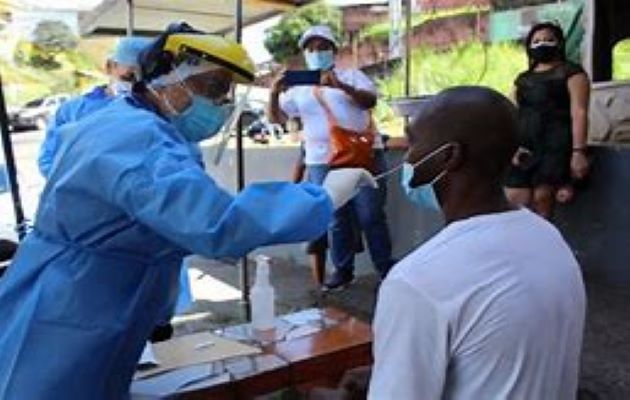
top-left (251, 255), bottom-right (275, 333)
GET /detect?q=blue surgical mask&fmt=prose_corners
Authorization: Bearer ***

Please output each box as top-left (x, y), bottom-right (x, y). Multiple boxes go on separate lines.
top-left (399, 143), bottom-right (453, 210)
top-left (304, 50), bottom-right (335, 71)
top-left (401, 163), bottom-right (441, 211)
top-left (171, 95), bottom-right (230, 143)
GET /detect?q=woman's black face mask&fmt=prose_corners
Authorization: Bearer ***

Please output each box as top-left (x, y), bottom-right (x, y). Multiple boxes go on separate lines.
top-left (528, 42), bottom-right (560, 63)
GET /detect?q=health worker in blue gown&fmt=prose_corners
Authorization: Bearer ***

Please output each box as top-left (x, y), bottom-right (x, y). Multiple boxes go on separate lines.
top-left (38, 35), bottom-right (195, 334)
top-left (0, 23), bottom-right (375, 400)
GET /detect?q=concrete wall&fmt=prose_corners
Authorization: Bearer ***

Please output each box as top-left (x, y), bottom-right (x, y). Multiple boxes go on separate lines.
top-left (554, 146), bottom-right (630, 285)
top-left (201, 143), bottom-right (630, 285)
top-left (589, 81), bottom-right (630, 144)
top-left (200, 144), bottom-right (443, 274)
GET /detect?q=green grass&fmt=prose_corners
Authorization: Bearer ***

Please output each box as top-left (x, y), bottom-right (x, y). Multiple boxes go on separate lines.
top-left (376, 41), bottom-right (527, 136)
top-left (613, 39), bottom-right (630, 81)
top-left (0, 49), bottom-right (106, 107)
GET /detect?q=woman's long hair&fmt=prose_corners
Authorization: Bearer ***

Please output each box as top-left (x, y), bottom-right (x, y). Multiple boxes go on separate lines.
top-left (525, 22), bottom-right (567, 71)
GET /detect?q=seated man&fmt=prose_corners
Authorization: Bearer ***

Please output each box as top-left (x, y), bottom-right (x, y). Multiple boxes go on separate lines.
top-left (369, 86), bottom-right (586, 399)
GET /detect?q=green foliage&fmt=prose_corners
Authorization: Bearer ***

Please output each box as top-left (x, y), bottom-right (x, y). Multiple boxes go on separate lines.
top-left (613, 39), bottom-right (630, 81)
top-left (376, 41), bottom-right (526, 133)
top-left (3, 37), bottom-right (104, 106)
top-left (28, 51), bottom-right (62, 70)
top-left (30, 20), bottom-right (78, 69)
top-left (264, 3), bottom-right (341, 63)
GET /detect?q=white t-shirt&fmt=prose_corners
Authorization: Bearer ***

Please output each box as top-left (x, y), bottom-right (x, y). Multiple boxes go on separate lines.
top-left (369, 209), bottom-right (585, 400)
top-left (280, 68), bottom-right (377, 165)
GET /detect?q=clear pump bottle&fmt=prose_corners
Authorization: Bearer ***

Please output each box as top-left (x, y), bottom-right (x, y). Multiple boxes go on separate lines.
top-left (251, 255), bottom-right (275, 333)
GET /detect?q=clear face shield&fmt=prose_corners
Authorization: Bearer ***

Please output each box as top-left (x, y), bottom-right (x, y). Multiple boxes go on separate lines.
top-left (148, 54), bottom-right (251, 146)
top-left (213, 84), bottom-right (251, 165)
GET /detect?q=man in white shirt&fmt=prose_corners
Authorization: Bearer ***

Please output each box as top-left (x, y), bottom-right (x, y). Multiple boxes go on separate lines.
top-left (268, 25), bottom-right (394, 290)
top-left (369, 86), bottom-right (586, 399)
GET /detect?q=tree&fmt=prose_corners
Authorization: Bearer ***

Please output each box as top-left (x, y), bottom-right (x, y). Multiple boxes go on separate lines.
top-left (30, 20), bottom-right (78, 69)
top-left (264, 4), bottom-right (342, 63)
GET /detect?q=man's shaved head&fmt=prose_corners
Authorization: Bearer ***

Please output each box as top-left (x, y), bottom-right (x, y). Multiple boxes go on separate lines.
top-left (406, 86), bottom-right (518, 187)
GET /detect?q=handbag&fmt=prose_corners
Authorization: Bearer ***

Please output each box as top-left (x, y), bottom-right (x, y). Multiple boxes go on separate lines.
top-left (313, 86), bottom-right (376, 172)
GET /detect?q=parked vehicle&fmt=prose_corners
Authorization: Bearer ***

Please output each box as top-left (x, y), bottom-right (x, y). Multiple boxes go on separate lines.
top-left (8, 94), bottom-right (71, 131)
top-left (241, 100), bottom-right (285, 144)
top-left (0, 163), bottom-right (7, 193)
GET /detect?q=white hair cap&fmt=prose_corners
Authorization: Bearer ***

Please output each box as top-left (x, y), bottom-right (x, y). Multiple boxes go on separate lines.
top-left (150, 60), bottom-right (217, 87)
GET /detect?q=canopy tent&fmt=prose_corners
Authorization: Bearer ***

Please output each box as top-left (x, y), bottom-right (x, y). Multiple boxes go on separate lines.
top-left (78, 0), bottom-right (307, 36)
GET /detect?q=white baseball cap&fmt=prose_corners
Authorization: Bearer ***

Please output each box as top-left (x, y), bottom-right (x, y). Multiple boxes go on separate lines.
top-left (298, 25), bottom-right (339, 49)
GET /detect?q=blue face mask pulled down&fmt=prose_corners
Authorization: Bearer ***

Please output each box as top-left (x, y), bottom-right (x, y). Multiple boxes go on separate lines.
top-left (171, 95), bottom-right (230, 143)
top-left (401, 162), bottom-right (441, 211)
top-left (304, 50), bottom-right (335, 71)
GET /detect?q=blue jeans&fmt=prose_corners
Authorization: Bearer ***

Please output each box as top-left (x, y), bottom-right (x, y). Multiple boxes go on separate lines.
top-left (306, 150), bottom-right (394, 277)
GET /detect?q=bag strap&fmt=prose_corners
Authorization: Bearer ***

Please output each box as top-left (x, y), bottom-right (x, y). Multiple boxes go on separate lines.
top-left (313, 86), bottom-right (337, 126)
top-left (313, 86), bottom-right (375, 137)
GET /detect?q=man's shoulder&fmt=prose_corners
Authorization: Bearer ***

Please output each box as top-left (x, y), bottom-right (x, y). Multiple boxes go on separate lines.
top-left (387, 210), bottom-right (547, 292)
top-left (388, 231), bottom-right (460, 289)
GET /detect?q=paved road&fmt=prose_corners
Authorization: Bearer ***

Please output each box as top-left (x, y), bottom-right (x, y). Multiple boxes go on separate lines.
top-left (0, 129), bottom-right (45, 240)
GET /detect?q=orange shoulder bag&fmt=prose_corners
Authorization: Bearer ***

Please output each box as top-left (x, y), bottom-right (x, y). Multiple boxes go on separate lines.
top-left (313, 86), bottom-right (376, 172)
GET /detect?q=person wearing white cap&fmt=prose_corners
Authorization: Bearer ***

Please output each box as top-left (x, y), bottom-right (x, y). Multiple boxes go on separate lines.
top-left (269, 24), bottom-right (395, 291)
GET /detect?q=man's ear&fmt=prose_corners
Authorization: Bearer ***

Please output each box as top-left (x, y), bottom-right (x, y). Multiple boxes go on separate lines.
top-left (444, 142), bottom-right (464, 173)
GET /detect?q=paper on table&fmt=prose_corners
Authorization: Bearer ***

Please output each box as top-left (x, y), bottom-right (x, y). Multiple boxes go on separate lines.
top-left (131, 364), bottom-right (231, 397)
top-left (138, 342), bottom-right (159, 366)
top-left (134, 332), bottom-right (261, 380)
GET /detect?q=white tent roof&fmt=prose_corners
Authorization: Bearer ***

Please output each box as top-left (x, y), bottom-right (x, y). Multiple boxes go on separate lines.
top-left (78, 0), bottom-right (308, 36)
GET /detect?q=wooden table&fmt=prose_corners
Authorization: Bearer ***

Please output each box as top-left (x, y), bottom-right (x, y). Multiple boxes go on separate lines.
top-left (142, 307), bottom-right (373, 399)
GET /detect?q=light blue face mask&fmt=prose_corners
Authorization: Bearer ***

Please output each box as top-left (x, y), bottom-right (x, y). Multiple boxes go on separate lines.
top-left (304, 50), bottom-right (335, 71)
top-left (401, 163), bottom-right (441, 211)
top-left (399, 143), bottom-right (453, 211)
top-left (171, 95), bottom-right (231, 143)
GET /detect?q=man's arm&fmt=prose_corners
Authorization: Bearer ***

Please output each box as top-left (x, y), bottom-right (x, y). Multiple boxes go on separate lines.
top-left (369, 278), bottom-right (449, 400)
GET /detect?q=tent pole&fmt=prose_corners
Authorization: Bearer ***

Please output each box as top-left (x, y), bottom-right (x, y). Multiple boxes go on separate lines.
top-left (0, 75), bottom-right (26, 240)
top-left (234, 0), bottom-right (251, 322)
top-left (404, 0), bottom-right (412, 97)
top-left (126, 0), bottom-right (134, 36)
top-left (404, 0), bottom-right (412, 128)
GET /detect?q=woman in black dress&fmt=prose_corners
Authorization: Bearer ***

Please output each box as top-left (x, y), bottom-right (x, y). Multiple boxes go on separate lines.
top-left (505, 22), bottom-right (590, 219)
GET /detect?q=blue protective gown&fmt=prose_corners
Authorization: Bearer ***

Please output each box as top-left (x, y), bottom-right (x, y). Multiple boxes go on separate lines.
top-left (38, 86), bottom-right (195, 318)
top-left (0, 95), bottom-right (333, 399)
top-left (38, 85), bottom-right (112, 178)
